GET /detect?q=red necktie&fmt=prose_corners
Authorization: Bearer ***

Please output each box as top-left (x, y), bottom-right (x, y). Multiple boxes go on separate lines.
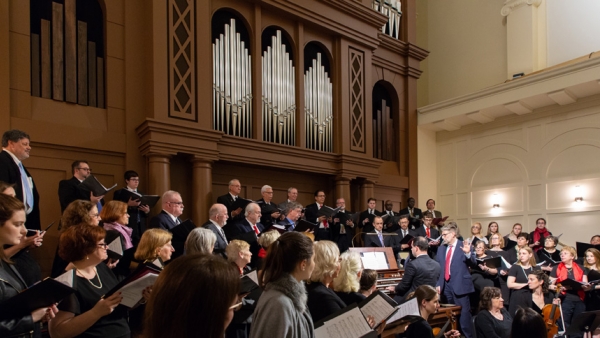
top-left (426, 227), bottom-right (430, 238)
top-left (444, 245), bottom-right (453, 281)
top-left (320, 205), bottom-right (328, 228)
top-left (252, 224), bottom-right (260, 235)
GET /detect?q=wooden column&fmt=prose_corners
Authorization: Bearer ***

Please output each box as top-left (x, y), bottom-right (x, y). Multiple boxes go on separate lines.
top-left (335, 176), bottom-right (351, 206)
top-left (360, 180), bottom-right (375, 209)
top-left (147, 154), bottom-right (171, 214)
top-left (191, 158), bottom-right (213, 225)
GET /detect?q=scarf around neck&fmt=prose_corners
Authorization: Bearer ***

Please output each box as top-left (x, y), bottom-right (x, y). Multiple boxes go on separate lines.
top-left (556, 262), bottom-right (585, 301)
top-left (104, 222), bottom-right (134, 250)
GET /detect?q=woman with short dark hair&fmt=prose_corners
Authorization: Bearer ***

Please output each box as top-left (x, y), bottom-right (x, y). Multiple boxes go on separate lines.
top-left (509, 308), bottom-right (546, 338)
top-left (475, 287), bottom-right (512, 338)
top-left (145, 254), bottom-right (241, 338)
top-left (101, 200), bottom-right (134, 276)
top-left (251, 232), bottom-right (315, 338)
top-left (49, 225), bottom-right (130, 338)
top-left (400, 285), bottom-right (460, 338)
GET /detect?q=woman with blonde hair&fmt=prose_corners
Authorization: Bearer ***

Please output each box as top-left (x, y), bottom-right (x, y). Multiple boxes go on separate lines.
top-left (507, 246), bottom-right (539, 315)
top-left (549, 246), bottom-right (587, 332)
top-left (306, 240), bottom-right (345, 323)
top-left (256, 229), bottom-right (280, 270)
top-left (134, 228), bottom-right (174, 269)
top-left (485, 222), bottom-right (499, 242)
top-left (466, 222), bottom-right (488, 245)
top-left (333, 251), bottom-right (366, 306)
top-left (584, 248), bottom-right (600, 311)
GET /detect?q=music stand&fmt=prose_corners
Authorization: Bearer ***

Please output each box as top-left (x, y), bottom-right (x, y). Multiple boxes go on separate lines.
top-left (565, 310), bottom-right (600, 336)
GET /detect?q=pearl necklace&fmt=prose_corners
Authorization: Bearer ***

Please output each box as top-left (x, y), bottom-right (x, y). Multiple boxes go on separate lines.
top-left (76, 267), bottom-right (103, 289)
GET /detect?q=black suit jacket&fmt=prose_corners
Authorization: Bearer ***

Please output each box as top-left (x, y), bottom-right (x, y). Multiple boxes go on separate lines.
top-left (0, 151), bottom-right (41, 229)
top-left (364, 231), bottom-right (397, 248)
top-left (217, 193), bottom-right (244, 221)
top-left (113, 188), bottom-right (147, 244)
top-left (413, 225), bottom-right (440, 258)
top-left (382, 210), bottom-right (400, 232)
top-left (58, 176), bottom-right (95, 212)
top-left (148, 210), bottom-right (179, 231)
top-left (331, 210), bottom-right (355, 243)
top-left (394, 254), bottom-right (441, 302)
top-left (257, 198), bottom-right (279, 230)
top-left (203, 221), bottom-right (228, 258)
top-left (398, 207), bottom-right (423, 230)
top-left (306, 282), bottom-right (347, 323)
top-left (358, 209), bottom-right (383, 234)
top-left (232, 219), bottom-right (265, 268)
top-left (304, 203), bottom-right (332, 241)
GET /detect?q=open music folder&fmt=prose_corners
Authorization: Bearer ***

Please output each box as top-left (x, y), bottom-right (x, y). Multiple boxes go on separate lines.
top-left (104, 265), bottom-right (161, 308)
top-left (80, 175), bottom-right (117, 196)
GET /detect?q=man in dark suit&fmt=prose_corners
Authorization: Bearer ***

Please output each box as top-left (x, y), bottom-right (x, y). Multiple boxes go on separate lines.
top-left (231, 202), bottom-right (264, 268)
top-left (395, 215), bottom-right (414, 252)
top-left (413, 211), bottom-right (441, 258)
top-left (364, 216), bottom-right (397, 250)
top-left (148, 190), bottom-right (184, 231)
top-left (389, 236), bottom-right (440, 303)
top-left (304, 190), bottom-right (331, 241)
top-left (436, 224), bottom-right (476, 338)
top-left (58, 160), bottom-right (104, 213)
top-left (277, 187), bottom-right (298, 210)
top-left (256, 185), bottom-right (280, 230)
top-left (277, 201), bottom-right (303, 231)
top-left (0, 130), bottom-right (40, 230)
top-left (425, 198), bottom-right (445, 229)
top-left (358, 198), bottom-right (382, 242)
top-left (113, 170), bottom-right (150, 245)
top-left (203, 203), bottom-right (229, 258)
top-left (331, 198), bottom-right (355, 253)
top-left (398, 197), bottom-right (423, 230)
top-left (216, 178), bottom-right (243, 219)
top-left (382, 200), bottom-right (400, 232)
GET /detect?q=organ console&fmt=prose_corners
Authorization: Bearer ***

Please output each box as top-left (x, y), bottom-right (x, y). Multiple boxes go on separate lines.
top-left (348, 247), bottom-right (404, 295)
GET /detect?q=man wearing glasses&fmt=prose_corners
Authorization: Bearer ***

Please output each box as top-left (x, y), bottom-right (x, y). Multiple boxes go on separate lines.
top-left (58, 160), bottom-right (104, 213)
top-left (149, 190), bottom-right (184, 231)
top-left (435, 224), bottom-right (476, 338)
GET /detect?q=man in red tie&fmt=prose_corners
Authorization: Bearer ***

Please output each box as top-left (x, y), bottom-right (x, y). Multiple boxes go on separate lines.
top-left (414, 212), bottom-right (441, 258)
top-left (228, 202), bottom-right (265, 268)
top-left (435, 224), bottom-right (476, 338)
top-left (303, 190), bottom-right (331, 241)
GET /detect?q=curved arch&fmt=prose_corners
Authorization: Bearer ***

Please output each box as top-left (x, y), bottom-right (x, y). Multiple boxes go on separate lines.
top-left (262, 25), bottom-right (295, 61)
top-left (539, 128), bottom-right (600, 179)
top-left (304, 41), bottom-right (332, 76)
top-left (546, 143), bottom-right (600, 179)
top-left (468, 141), bottom-right (528, 161)
top-left (372, 80), bottom-right (399, 161)
top-left (212, 8), bottom-right (252, 49)
top-left (468, 154), bottom-right (529, 188)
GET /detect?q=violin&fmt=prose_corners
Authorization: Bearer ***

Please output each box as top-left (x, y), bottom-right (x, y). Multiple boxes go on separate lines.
top-left (432, 312), bottom-right (456, 338)
top-left (542, 283), bottom-right (561, 338)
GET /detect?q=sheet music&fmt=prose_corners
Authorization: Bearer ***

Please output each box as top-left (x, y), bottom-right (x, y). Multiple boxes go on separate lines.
top-left (108, 237), bottom-right (123, 256)
top-left (55, 269), bottom-right (74, 287)
top-left (500, 256), bottom-right (512, 269)
top-left (387, 298), bottom-right (419, 323)
top-left (117, 273), bottom-right (159, 307)
top-left (151, 258), bottom-right (162, 267)
top-left (315, 306), bottom-right (372, 338)
top-left (244, 270), bottom-right (259, 286)
top-left (360, 252), bottom-right (389, 270)
top-left (360, 294), bottom-right (395, 324)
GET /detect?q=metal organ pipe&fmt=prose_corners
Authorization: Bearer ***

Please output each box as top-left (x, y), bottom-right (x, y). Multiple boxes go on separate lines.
top-left (212, 19), bottom-right (252, 138)
top-left (304, 53), bottom-right (333, 152)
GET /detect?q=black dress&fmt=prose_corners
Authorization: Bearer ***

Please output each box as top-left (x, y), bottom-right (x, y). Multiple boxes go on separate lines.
top-left (57, 263), bottom-right (130, 338)
top-left (334, 291), bottom-right (366, 307)
top-left (537, 249), bottom-right (560, 267)
top-left (306, 282), bottom-right (346, 323)
top-left (399, 318), bottom-right (433, 338)
top-left (586, 269), bottom-right (600, 311)
top-left (474, 308), bottom-right (512, 338)
top-left (0, 260), bottom-right (41, 338)
top-left (507, 265), bottom-right (540, 316)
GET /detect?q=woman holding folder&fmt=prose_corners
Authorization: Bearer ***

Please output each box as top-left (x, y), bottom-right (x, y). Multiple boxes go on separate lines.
top-left (101, 201), bottom-right (135, 277)
top-left (507, 247), bottom-right (539, 316)
top-left (49, 225), bottom-right (130, 338)
top-left (400, 285), bottom-right (460, 338)
top-left (0, 194), bottom-right (58, 338)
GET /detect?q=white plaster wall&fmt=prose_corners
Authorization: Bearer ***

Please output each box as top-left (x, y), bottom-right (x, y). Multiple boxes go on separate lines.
top-left (434, 98), bottom-right (600, 247)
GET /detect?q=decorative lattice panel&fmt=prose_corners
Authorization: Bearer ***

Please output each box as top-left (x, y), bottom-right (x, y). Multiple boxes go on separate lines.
top-left (349, 48), bottom-right (365, 152)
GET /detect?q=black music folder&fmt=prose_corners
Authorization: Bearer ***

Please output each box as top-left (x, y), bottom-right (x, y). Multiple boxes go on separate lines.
top-left (294, 219), bottom-right (316, 233)
top-left (171, 219), bottom-right (196, 241)
top-left (258, 203), bottom-right (281, 215)
top-left (318, 206), bottom-right (341, 218)
top-left (240, 270), bottom-right (259, 295)
top-left (104, 265), bottom-right (161, 308)
top-left (560, 278), bottom-right (591, 291)
top-left (106, 235), bottom-right (123, 260)
top-left (475, 256), bottom-right (501, 269)
top-left (80, 175), bottom-right (118, 197)
top-left (432, 216), bottom-right (448, 226)
top-left (576, 242), bottom-right (600, 259)
top-left (0, 274), bottom-right (75, 318)
top-left (232, 198), bottom-right (253, 211)
top-left (536, 259), bottom-right (560, 267)
top-left (565, 310), bottom-right (600, 335)
top-left (118, 190), bottom-right (161, 209)
top-left (398, 234), bottom-right (414, 245)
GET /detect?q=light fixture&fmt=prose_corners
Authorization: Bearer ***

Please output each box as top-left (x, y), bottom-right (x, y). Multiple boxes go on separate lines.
top-left (492, 194), bottom-right (500, 209)
top-left (574, 185), bottom-right (583, 203)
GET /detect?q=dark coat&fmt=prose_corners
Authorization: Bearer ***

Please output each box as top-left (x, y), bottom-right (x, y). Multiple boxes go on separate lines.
top-left (0, 151), bottom-right (40, 229)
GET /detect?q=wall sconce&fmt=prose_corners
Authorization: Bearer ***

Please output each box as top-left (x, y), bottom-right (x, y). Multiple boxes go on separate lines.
top-left (574, 185), bottom-right (583, 203)
top-left (492, 194), bottom-right (500, 209)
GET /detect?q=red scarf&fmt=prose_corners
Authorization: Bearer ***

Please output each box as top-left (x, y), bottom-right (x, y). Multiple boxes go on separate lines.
top-left (532, 227), bottom-right (550, 252)
top-left (556, 262), bottom-right (585, 301)
top-left (258, 248), bottom-right (267, 258)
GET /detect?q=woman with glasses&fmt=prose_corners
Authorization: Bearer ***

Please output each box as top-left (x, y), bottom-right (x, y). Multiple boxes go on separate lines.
top-left (51, 199), bottom-right (103, 278)
top-left (0, 194), bottom-right (59, 338)
top-left (466, 222), bottom-right (488, 246)
top-left (49, 225), bottom-right (130, 338)
top-left (529, 218), bottom-right (552, 253)
top-left (470, 242), bottom-right (499, 299)
top-left (474, 287), bottom-right (512, 338)
top-left (536, 236), bottom-right (560, 272)
top-left (101, 200), bottom-right (135, 277)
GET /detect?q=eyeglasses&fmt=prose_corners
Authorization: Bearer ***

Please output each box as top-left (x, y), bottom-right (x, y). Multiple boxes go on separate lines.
top-left (98, 243), bottom-right (108, 249)
top-left (128, 178), bottom-right (139, 182)
top-left (77, 167), bottom-right (92, 172)
top-left (90, 213), bottom-right (100, 218)
top-left (169, 201), bottom-right (184, 206)
top-left (441, 233), bottom-right (450, 237)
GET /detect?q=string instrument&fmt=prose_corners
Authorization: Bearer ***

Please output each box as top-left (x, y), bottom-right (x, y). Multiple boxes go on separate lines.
top-left (542, 282), bottom-right (562, 338)
top-left (432, 311), bottom-right (456, 338)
